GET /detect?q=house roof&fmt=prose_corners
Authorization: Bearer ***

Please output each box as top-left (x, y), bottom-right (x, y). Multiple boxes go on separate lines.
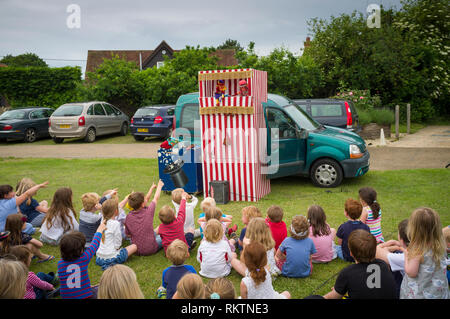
top-left (85, 41), bottom-right (238, 75)
top-left (85, 50), bottom-right (153, 74)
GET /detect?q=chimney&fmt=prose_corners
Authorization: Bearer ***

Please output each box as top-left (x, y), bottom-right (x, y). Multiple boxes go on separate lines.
top-left (304, 37), bottom-right (311, 48)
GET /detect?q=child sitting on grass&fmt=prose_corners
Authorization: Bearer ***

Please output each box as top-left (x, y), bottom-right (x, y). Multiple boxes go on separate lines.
top-left (1, 213), bottom-right (54, 263)
top-left (324, 229), bottom-right (397, 299)
top-left (238, 206), bottom-right (262, 251)
top-left (15, 177), bottom-right (49, 228)
top-left (159, 239), bottom-right (197, 299)
top-left (205, 277), bottom-right (236, 299)
top-left (98, 264), bottom-right (144, 299)
top-left (0, 181), bottom-right (48, 235)
top-left (40, 187), bottom-right (79, 246)
top-left (156, 190), bottom-right (196, 254)
top-left (197, 219), bottom-right (235, 278)
top-left (102, 189), bottom-right (129, 240)
top-left (198, 197), bottom-right (235, 239)
top-left (96, 199), bottom-right (137, 271)
top-left (198, 206), bottom-right (237, 251)
top-left (57, 221), bottom-right (106, 299)
top-left (240, 241), bottom-right (290, 299)
top-left (275, 215), bottom-right (316, 278)
top-left (265, 205), bottom-right (287, 251)
top-left (400, 207), bottom-right (448, 299)
top-left (307, 205), bottom-right (337, 263)
top-left (335, 198), bottom-right (370, 262)
top-left (172, 188), bottom-right (200, 238)
top-left (9, 245), bottom-right (58, 299)
top-left (359, 187), bottom-right (384, 243)
top-left (125, 180), bottom-right (164, 256)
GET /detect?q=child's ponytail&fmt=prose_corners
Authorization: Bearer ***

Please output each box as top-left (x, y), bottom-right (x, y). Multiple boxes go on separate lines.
top-left (100, 199), bottom-right (118, 243)
top-left (359, 187), bottom-right (380, 219)
top-left (243, 242), bottom-right (268, 287)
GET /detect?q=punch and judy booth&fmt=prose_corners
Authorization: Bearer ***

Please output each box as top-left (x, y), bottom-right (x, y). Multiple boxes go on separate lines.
top-left (198, 68), bottom-right (271, 202)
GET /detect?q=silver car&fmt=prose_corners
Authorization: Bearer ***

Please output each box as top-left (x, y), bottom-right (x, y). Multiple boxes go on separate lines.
top-left (49, 101), bottom-right (129, 143)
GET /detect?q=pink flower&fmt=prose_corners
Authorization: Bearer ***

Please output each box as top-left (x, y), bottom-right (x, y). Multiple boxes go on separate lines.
top-left (360, 96), bottom-right (364, 99)
top-left (349, 91), bottom-right (353, 96)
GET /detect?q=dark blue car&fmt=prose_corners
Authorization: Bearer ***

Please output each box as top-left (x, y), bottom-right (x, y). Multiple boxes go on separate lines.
top-left (0, 107), bottom-right (54, 142)
top-left (130, 105), bottom-right (175, 141)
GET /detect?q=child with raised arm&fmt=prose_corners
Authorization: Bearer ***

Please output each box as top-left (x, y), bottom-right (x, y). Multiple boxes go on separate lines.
top-left (0, 181), bottom-right (48, 235)
top-left (40, 187), bottom-right (79, 246)
top-left (240, 241), bottom-right (290, 299)
top-left (125, 180), bottom-right (164, 256)
top-left (359, 187), bottom-right (384, 243)
top-left (157, 190), bottom-right (196, 254)
top-left (57, 221), bottom-right (106, 299)
top-left (96, 199), bottom-right (137, 271)
top-left (324, 229), bottom-right (397, 299)
top-left (400, 207), bottom-right (448, 299)
top-left (172, 188), bottom-right (200, 238)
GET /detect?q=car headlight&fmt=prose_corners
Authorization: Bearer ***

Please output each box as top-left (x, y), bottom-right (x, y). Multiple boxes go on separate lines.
top-left (349, 144), bottom-right (363, 159)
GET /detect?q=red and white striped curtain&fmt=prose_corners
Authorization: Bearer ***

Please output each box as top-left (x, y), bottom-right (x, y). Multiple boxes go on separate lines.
top-left (198, 69), bottom-right (270, 202)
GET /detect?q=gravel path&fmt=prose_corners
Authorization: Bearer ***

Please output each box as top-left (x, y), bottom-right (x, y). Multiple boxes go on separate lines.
top-left (1, 126), bottom-right (449, 170)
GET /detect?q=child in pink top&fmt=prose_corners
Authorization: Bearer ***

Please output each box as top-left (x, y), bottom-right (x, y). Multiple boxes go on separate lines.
top-left (9, 245), bottom-right (57, 299)
top-left (265, 205), bottom-right (287, 251)
top-left (307, 205), bottom-right (336, 263)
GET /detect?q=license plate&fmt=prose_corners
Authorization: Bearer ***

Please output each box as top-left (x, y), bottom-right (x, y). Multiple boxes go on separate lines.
top-left (59, 124), bottom-right (71, 129)
top-left (137, 128), bottom-right (148, 132)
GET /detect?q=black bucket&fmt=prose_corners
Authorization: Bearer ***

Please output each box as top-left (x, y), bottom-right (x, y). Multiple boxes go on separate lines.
top-left (163, 160), bottom-right (189, 188)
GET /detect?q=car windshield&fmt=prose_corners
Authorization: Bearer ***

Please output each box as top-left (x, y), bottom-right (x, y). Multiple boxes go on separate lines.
top-left (52, 105), bottom-right (84, 117)
top-left (283, 103), bottom-right (320, 131)
top-left (0, 110), bottom-right (27, 120)
top-left (134, 108), bottom-right (159, 117)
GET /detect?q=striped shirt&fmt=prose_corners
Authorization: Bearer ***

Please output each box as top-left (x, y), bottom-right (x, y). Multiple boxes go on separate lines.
top-left (57, 232), bottom-right (101, 299)
top-left (365, 207), bottom-right (384, 243)
top-left (158, 199), bottom-right (186, 253)
top-left (24, 271), bottom-right (54, 299)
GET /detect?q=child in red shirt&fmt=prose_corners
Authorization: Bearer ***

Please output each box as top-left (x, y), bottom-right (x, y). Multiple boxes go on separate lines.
top-left (265, 205), bottom-right (287, 251)
top-left (156, 191), bottom-right (196, 254)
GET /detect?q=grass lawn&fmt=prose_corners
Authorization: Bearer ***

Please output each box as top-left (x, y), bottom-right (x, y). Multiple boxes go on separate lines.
top-left (0, 157), bottom-right (449, 299)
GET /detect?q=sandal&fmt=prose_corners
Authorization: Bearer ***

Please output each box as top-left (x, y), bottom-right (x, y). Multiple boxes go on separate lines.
top-left (37, 255), bottom-right (55, 263)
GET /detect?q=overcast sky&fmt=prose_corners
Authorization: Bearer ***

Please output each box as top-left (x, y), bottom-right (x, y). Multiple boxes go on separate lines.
top-left (0, 0), bottom-right (402, 74)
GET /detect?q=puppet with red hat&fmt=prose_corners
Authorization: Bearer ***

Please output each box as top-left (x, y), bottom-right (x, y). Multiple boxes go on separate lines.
top-left (237, 79), bottom-right (249, 96)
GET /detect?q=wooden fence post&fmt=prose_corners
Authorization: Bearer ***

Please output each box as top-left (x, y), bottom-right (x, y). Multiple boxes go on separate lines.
top-left (406, 103), bottom-right (411, 134)
top-left (395, 104), bottom-right (400, 139)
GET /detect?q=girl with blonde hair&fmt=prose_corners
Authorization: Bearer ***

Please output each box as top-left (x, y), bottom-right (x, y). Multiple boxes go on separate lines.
top-left (0, 258), bottom-right (28, 299)
top-left (240, 242), bottom-right (290, 299)
top-left (16, 177), bottom-right (49, 227)
top-left (232, 217), bottom-right (280, 277)
top-left (197, 219), bottom-right (235, 278)
top-left (172, 273), bottom-right (205, 299)
top-left (400, 207), bottom-right (448, 299)
top-left (98, 264), bottom-right (144, 299)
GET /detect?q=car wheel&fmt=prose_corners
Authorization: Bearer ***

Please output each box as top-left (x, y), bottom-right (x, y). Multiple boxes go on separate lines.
top-left (84, 128), bottom-right (96, 143)
top-left (24, 128), bottom-right (37, 143)
top-left (310, 158), bottom-right (343, 188)
top-left (52, 137), bottom-right (64, 144)
top-left (120, 122), bottom-right (128, 136)
top-left (133, 135), bottom-right (145, 141)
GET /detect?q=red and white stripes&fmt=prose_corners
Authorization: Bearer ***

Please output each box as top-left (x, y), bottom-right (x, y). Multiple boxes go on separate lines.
top-left (198, 69), bottom-right (270, 202)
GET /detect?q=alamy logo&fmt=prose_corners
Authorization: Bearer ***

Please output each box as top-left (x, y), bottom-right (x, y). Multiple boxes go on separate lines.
top-left (66, 264), bottom-right (81, 288)
top-left (366, 264), bottom-right (381, 289)
top-left (66, 4), bottom-right (81, 29)
top-left (367, 4), bottom-right (381, 29)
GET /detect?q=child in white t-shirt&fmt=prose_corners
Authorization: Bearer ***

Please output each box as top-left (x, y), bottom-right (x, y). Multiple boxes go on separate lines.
top-left (197, 219), bottom-right (235, 278)
top-left (171, 188), bottom-right (200, 238)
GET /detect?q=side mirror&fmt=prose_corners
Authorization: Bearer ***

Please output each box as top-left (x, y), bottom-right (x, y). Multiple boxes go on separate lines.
top-left (297, 128), bottom-right (309, 139)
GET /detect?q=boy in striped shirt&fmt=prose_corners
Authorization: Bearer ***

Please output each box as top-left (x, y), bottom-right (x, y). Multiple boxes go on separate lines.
top-left (57, 222), bottom-right (106, 299)
top-left (156, 191), bottom-right (196, 255)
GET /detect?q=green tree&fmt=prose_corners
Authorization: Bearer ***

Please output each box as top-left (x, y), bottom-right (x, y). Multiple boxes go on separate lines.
top-left (0, 53), bottom-right (48, 68)
top-left (217, 39), bottom-right (244, 53)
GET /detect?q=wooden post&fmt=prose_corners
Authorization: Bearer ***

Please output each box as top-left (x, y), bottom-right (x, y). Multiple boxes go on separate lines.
top-left (395, 105), bottom-right (400, 139)
top-left (406, 103), bottom-right (411, 134)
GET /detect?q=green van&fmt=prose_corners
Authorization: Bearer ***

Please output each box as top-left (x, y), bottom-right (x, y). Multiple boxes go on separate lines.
top-left (174, 92), bottom-right (369, 188)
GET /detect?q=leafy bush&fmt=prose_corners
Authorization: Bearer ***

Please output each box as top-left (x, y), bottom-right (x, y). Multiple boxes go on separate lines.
top-left (356, 107), bottom-right (395, 125)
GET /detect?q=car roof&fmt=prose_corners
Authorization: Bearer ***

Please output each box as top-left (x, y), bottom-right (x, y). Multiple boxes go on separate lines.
top-left (6, 107), bottom-right (52, 112)
top-left (293, 98), bottom-right (348, 103)
top-left (139, 105), bottom-right (175, 109)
